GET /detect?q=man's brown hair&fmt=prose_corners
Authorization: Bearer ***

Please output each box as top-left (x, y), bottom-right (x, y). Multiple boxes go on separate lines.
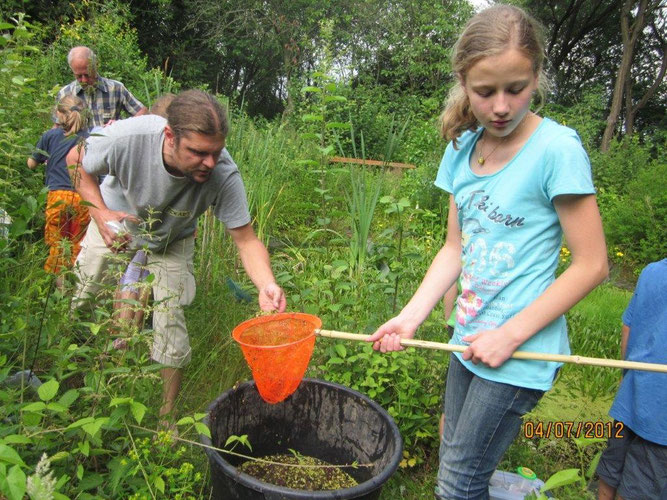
top-left (167, 90), bottom-right (228, 144)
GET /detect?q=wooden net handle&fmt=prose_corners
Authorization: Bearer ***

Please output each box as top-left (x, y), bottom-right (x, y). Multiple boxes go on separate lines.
top-left (315, 329), bottom-right (667, 374)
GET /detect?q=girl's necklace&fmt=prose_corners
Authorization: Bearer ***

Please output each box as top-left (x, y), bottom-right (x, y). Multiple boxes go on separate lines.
top-left (477, 133), bottom-right (506, 166)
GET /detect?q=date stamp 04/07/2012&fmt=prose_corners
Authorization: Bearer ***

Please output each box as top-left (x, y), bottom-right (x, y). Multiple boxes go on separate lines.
top-left (522, 420), bottom-right (624, 440)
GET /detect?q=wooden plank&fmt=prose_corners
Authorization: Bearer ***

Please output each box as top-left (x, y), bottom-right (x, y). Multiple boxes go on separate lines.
top-left (330, 156), bottom-right (416, 169)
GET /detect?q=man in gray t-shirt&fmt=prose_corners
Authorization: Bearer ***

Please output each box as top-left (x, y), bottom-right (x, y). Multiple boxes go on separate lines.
top-left (68, 90), bottom-right (286, 424)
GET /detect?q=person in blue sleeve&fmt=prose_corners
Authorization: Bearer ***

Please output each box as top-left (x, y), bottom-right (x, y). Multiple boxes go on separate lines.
top-left (596, 258), bottom-right (667, 500)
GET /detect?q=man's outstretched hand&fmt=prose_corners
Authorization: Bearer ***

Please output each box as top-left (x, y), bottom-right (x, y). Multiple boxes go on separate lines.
top-left (259, 282), bottom-right (287, 312)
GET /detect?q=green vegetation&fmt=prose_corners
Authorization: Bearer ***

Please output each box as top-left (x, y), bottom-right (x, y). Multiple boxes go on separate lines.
top-left (0, 2), bottom-right (664, 499)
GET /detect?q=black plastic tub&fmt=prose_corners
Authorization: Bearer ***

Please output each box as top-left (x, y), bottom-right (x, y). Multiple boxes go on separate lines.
top-left (201, 378), bottom-right (403, 500)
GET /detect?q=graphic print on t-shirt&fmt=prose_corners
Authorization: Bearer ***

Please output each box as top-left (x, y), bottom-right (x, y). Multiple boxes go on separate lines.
top-left (456, 189), bottom-right (524, 329)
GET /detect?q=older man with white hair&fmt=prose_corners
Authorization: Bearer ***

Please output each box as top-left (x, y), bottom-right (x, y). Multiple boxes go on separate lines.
top-left (56, 46), bottom-right (147, 128)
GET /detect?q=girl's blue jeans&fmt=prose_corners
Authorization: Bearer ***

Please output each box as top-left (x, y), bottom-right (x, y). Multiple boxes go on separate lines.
top-left (435, 354), bottom-right (544, 500)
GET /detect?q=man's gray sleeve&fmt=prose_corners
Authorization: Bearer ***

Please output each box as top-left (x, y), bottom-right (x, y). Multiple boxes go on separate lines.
top-left (82, 133), bottom-right (116, 177)
top-left (213, 170), bottom-right (252, 229)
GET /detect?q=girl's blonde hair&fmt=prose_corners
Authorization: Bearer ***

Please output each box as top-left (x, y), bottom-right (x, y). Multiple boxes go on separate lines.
top-left (55, 95), bottom-right (87, 134)
top-left (439, 5), bottom-right (550, 147)
top-left (149, 93), bottom-right (176, 118)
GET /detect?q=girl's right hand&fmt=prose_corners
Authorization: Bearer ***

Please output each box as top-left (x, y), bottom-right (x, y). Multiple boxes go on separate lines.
top-left (367, 316), bottom-right (419, 353)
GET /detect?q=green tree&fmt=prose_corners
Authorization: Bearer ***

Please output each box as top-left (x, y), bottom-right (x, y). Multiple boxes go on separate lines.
top-left (344, 0), bottom-right (471, 99)
top-left (124, 0), bottom-right (214, 88)
top-left (525, 0), bottom-right (666, 148)
top-left (330, 0), bottom-right (471, 159)
top-left (0, 0), bottom-right (76, 31)
top-left (525, 0), bottom-right (622, 103)
top-left (182, 0), bottom-right (335, 117)
top-left (601, 0), bottom-right (665, 150)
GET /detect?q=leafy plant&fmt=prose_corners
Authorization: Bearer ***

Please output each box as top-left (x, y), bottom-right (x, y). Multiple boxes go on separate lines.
top-left (224, 434), bottom-right (252, 453)
top-left (317, 341), bottom-right (444, 463)
top-left (603, 158), bottom-right (666, 268)
top-left (533, 437), bottom-right (606, 499)
top-left (378, 195), bottom-right (411, 312)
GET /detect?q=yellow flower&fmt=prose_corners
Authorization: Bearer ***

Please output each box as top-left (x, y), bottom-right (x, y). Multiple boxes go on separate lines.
top-left (616, 251), bottom-right (624, 257)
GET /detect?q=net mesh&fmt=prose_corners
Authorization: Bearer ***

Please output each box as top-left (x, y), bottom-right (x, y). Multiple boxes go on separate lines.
top-left (232, 313), bottom-right (321, 404)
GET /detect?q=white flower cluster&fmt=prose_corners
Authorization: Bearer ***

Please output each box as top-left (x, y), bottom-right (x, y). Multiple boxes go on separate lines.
top-left (26, 453), bottom-right (56, 500)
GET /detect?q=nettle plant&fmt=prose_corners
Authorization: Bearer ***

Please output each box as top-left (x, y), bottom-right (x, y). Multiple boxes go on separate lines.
top-left (378, 195), bottom-right (411, 313)
top-left (298, 70), bottom-right (350, 226)
top-left (0, 274), bottom-right (213, 499)
top-left (0, 214), bottom-right (211, 499)
top-left (527, 437), bottom-right (606, 500)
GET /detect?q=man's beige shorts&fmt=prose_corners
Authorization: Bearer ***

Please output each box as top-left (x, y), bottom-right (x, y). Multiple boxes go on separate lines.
top-left (73, 219), bottom-right (196, 367)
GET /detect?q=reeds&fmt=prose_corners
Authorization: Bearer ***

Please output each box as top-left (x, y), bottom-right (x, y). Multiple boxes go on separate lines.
top-left (345, 116), bottom-right (410, 275)
top-left (229, 113), bottom-right (287, 246)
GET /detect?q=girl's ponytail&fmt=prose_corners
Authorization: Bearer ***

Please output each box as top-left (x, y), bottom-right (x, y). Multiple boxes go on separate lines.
top-left (438, 83), bottom-right (478, 147)
top-left (55, 95), bottom-right (86, 134)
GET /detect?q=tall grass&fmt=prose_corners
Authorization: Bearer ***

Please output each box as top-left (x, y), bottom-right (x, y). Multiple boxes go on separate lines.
top-left (140, 68), bottom-right (179, 108)
top-left (187, 213), bottom-right (255, 410)
top-left (227, 113), bottom-right (288, 246)
top-left (562, 283), bottom-right (632, 399)
top-left (346, 162), bottom-right (383, 274)
top-left (344, 116), bottom-right (410, 275)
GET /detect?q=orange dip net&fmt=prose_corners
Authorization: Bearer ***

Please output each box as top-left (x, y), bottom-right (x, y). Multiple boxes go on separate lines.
top-left (232, 313), bottom-right (321, 404)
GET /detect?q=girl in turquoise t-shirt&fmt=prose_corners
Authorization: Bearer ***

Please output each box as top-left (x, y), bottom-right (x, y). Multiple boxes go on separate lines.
top-left (368, 5), bottom-right (608, 498)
